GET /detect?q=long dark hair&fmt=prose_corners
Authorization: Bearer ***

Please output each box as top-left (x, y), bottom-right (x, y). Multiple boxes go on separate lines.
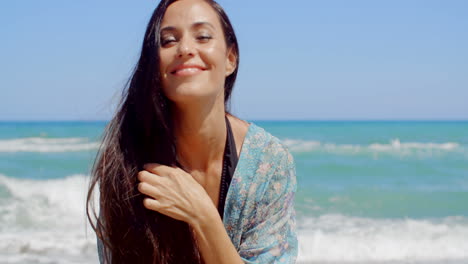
top-left (86, 0), bottom-right (239, 263)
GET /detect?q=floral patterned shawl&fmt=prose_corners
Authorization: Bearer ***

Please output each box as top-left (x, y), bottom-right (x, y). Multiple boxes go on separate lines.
top-left (224, 122), bottom-right (297, 263)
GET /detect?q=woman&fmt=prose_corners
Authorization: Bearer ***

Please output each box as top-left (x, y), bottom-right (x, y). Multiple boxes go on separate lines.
top-left (86, 0), bottom-right (297, 263)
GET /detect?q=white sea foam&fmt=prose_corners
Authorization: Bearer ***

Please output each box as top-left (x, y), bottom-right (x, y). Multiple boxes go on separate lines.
top-left (0, 137), bottom-right (100, 152)
top-left (0, 174), bottom-right (99, 263)
top-left (297, 214), bottom-right (468, 263)
top-left (283, 138), bottom-right (463, 157)
top-left (1, 174), bottom-right (468, 263)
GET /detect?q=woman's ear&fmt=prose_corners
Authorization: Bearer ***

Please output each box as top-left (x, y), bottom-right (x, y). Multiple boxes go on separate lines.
top-left (225, 47), bottom-right (237, 76)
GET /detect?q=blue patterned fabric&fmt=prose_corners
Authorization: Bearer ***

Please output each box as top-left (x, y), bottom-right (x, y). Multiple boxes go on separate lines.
top-left (224, 122), bottom-right (298, 263)
top-left (97, 122), bottom-right (298, 263)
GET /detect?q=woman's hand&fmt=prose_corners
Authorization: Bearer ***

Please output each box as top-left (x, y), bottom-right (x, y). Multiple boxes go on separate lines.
top-left (137, 163), bottom-right (216, 225)
top-left (139, 163), bottom-right (244, 264)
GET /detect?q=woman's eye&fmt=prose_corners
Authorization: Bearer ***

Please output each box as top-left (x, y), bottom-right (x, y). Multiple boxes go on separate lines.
top-left (197, 35), bottom-right (212, 42)
top-left (161, 36), bottom-right (176, 46)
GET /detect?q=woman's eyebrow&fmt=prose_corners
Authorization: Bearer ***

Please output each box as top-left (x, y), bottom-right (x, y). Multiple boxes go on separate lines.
top-left (192, 21), bottom-right (215, 30)
top-left (161, 22), bottom-right (215, 33)
top-left (160, 26), bottom-right (176, 33)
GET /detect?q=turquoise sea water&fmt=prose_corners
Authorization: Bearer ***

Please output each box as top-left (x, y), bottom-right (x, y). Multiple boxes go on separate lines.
top-left (1, 121), bottom-right (467, 263)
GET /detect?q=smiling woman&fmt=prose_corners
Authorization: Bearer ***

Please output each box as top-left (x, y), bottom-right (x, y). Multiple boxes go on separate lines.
top-left (86, 0), bottom-right (297, 263)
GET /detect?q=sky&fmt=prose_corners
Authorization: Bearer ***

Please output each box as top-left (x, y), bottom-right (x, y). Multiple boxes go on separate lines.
top-left (1, 0), bottom-right (467, 121)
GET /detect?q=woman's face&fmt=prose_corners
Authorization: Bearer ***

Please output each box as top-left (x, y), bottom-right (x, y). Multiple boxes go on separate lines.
top-left (159, 0), bottom-right (236, 105)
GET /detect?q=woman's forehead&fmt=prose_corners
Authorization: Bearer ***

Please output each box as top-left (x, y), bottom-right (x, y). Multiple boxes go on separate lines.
top-left (161, 0), bottom-right (220, 29)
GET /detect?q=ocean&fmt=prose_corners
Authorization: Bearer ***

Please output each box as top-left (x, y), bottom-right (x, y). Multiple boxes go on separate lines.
top-left (0, 120), bottom-right (467, 263)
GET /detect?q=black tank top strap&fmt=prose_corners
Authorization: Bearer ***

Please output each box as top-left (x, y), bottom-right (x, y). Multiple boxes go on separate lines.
top-left (217, 116), bottom-right (238, 219)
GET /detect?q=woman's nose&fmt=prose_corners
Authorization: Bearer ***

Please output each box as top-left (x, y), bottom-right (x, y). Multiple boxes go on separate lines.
top-left (177, 38), bottom-right (195, 58)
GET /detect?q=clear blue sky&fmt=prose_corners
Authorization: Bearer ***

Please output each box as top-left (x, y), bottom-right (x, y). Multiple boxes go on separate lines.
top-left (1, 0), bottom-right (467, 120)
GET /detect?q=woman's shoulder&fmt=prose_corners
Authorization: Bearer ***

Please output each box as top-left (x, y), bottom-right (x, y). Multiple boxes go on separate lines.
top-left (242, 122), bottom-right (293, 165)
top-left (227, 114), bottom-right (293, 165)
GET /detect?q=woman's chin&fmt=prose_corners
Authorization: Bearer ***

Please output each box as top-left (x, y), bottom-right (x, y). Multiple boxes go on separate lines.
top-left (167, 91), bottom-right (219, 105)
top-left (165, 86), bottom-right (221, 104)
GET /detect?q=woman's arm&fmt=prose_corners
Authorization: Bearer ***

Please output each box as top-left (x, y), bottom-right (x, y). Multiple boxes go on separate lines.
top-left (190, 200), bottom-right (243, 264)
top-left (138, 163), bottom-right (243, 264)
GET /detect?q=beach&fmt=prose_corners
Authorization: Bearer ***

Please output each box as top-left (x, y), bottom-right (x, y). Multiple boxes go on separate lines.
top-left (0, 120), bottom-right (467, 263)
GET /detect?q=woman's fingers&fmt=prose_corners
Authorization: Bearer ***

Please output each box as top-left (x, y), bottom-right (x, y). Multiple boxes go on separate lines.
top-left (137, 163), bottom-right (212, 223)
top-left (137, 166), bottom-right (175, 201)
top-left (142, 197), bottom-right (161, 211)
top-left (143, 163), bottom-right (167, 175)
top-left (137, 181), bottom-right (161, 199)
top-left (138, 170), bottom-right (161, 185)
top-left (143, 197), bottom-right (185, 221)
top-left (143, 163), bottom-right (187, 179)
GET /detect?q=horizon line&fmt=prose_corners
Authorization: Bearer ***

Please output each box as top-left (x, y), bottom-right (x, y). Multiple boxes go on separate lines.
top-left (1, 119), bottom-right (467, 123)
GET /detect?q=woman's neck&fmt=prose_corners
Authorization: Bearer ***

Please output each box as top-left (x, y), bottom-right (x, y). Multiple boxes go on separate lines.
top-left (171, 97), bottom-right (226, 173)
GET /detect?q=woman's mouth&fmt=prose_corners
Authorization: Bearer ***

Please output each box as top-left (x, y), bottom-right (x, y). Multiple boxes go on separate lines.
top-left (170, 64), bottom-right (206, 76)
